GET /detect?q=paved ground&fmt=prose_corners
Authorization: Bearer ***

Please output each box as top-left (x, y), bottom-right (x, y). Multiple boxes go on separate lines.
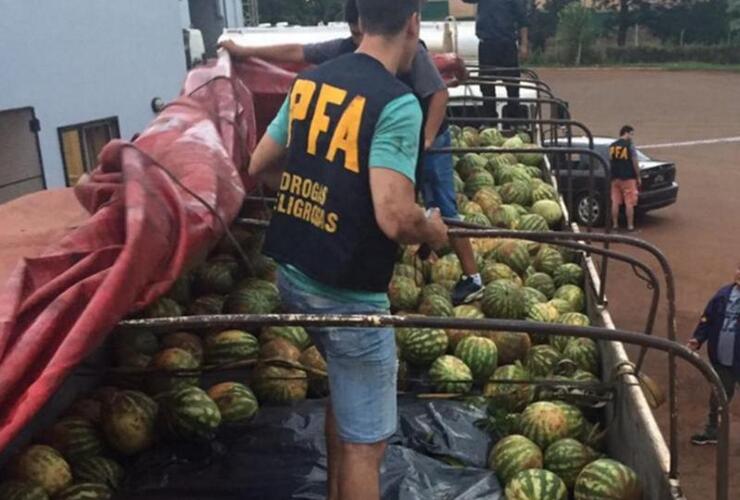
top-left (540, 68), bottom-right (740, 499)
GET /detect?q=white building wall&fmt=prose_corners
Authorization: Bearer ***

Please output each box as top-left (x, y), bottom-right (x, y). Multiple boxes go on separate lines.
top-left (0, 0), bottom-right (188, 188)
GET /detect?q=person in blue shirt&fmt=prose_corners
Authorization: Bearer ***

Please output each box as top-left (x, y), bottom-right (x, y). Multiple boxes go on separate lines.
top-left (688, 262), bottom-right (740, 445)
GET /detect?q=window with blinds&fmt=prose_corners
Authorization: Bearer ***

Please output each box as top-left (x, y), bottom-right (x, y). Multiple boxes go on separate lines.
top-left (58, 117), bottom-right (120, 186)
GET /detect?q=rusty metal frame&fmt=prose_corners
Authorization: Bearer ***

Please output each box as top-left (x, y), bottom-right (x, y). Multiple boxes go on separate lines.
top-left (465, 64), bottom-right (541, 81)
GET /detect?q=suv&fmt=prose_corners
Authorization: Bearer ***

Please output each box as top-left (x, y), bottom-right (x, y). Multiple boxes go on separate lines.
top-left (547, 137), bottom-right (679, 226)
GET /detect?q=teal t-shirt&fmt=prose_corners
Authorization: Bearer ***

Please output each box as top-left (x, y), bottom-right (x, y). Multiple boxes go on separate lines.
top-left (265, 91), bottom-right (422, 308)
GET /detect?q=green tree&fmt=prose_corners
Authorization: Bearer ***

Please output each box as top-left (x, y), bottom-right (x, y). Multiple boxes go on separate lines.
top-left (730, 0), bottom-right (740, 43)
top-left (556, 4), bottom-right (598, 65)
top-left (254, 0), bottom-right (344, 26)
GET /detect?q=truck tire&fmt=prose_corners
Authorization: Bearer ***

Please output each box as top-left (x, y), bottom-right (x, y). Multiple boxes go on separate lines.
top-left (574, 192), bottom-right (604, 227)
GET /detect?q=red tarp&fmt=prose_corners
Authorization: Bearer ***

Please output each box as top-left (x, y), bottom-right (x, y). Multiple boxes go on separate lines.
top-left (0, 51), bottom-right (464, 452)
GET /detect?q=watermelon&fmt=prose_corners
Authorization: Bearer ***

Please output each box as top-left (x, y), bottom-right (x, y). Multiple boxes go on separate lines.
top-left (429, 355), bottom-right (474, 393)
top-left (251, 254), bottom-right (278, 282)
top-left (524, 273), bottom-right (557, 299)
top-left (453, 171), bottom-right (465, 193)
top-left (144, 297), bottom-right (182, 318)
top-left (563, 338), bottom-right (600, 375)
top-left (526, 345), bottom-right (561, 377)
top-left (493, 163), bottom-right (516, 185)
top-left (204, 329), bottom-right (260, 366)
top-left (54, 483), bottom-right (112, 500)
top-left (506, 469), bottom-right (568, 500)
top-left (481, 262), bottom-right (521, 286)
top-left (511, 203), bottom-right (530, 216)
top-left (446, 305), bottom-right (485, 352)
top-left (516, 144), bottom-right (545, 167)
top-left (101, 391), bottom-right (157, 455)
top-left (394, 263), bottom-right (425, 287)
top-left (574, 459), bottom-right (641, 500)
top-left (489, 434), bottom-right (543, 484)
top-left (455, 336), bottom-right (499, 382)
top-left (421, 283), bottom-right (452, 302)
top-left (544, 438), bottom-right (597, 489)
top-left (558, 246), bottom-right (580, 264)
top-left (481, 280), bottom-right (526, 319)
top-left (45, 417), bottom-right (103, 461)
top-left (186, 294), bottom-right (225, 315)
top-left (534, 246), bottom-right (565, 275)
top-left (195, 261), bottom-right (235, 295)
top-left (431, 255), bottom-right (463, 283)
top-left (460, 199), bottom-right (484, 215)
top-left (518, 214), bottom-right (549, 233)
top-left (558, 312), bottom-right (590, 327)
top-left (549, 335), bottom-right (573, 353)
top-left (72, 456), bottom-right (124, 490)
top-left (0, 480), bottom-right (49, 500)
top-left (524, 165), bottom-right (543, 179)
top-left (388, 276), bottom-right (421, 311)
top-left (531, 183), bottom-right (558, 203)
top-left (494, 240), bottom-right (531, 275)
top-left (548, 299), bottom-right (575, 315)
top-left (481, 331), bottom-right (532, 364)
top-left (531, 200), bottom-right (564, 228)
top-left (457, 153), bottom-right (487, 179)
top-left (553, 263), bottom-right (584, 287)
top-left (551, 401), bottom-right (587, 440)
top-left (9, 446), bottom-right (72, 496)
top-left (472, 187), bottom-right (503, 213)
top-left (147, 347), bottom-right (200, 394)
top-left (64, 398), bottom-right (102, 425)
top-left (207, 382), bottom-right (259, 425)
top-left (465, 170), bottom-right (496, 197)
top-left (261, 326), bottom-right (311, 350)
top-left (464, 213), bottom-right (493, 227)
top-left (399, 328), bottom-right (449, 366)
top-left (484, 363), bottom-right (533, 411)
top-left (113, 330), bottom-right (159, 363)
top-left (520, 401), bottom-right (570, 449)
top-left (522, 287), bottom-right (548, 310)
top-left (260, 338), bottom-right (302, 362)
top-left (251, 363), bottom-right (308, 404)
top-left (299, 346), bottom-right (329, 397)
top-left (224, 287), bottom-right (278, 315)
top-left (527, 302), bottom-right (560, 323)
top-left (488, 204), bottom-right (520, 229)
top-left (499, 181), bottom-right (532, 206)
top-left (553, 285), bottom-right (585, 312)
top-left (161, 332), bottom-right (204, 364)
top-left (418, 294), bottom-right (454, 317)
top-left (160, 386), bottom-right (222, 441)
top-left (480, 127), bottom-right (505, 147)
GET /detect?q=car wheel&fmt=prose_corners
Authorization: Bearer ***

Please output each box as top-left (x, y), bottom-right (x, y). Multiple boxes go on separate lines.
top-left (574, 192), bottom-right (604, 227)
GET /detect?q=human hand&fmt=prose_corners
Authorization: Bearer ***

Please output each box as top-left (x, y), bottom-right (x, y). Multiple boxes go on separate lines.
top-left (687, 338), bottom-right (701, 351)
top-left (426, 208), bottom-right (449, 250)
top-left (519, 45), bottom-right (529, 61)
top-left (217, 39), bottom-right (239, 53)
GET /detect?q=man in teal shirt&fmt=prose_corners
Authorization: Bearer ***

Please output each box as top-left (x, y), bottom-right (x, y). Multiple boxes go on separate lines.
top-left (247, 1), bottom-right (448, 498)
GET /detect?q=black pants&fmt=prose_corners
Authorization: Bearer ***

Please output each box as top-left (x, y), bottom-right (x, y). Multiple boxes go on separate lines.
top-left (478, 39), bottom-right (520, 118)
top-left (708, 363), bottom-right (738, 428)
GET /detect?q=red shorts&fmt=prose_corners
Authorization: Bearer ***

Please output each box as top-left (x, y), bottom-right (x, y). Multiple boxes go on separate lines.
top-left (611, 179), bottom-right (639, 208)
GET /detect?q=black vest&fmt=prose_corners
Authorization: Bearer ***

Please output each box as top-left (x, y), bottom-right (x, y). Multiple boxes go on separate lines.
top-left (263, 53), bottom-right (416, 292)
top-left (609, 138), bottom-right (636, 180)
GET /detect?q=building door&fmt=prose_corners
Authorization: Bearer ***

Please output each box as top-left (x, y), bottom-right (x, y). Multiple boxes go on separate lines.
top-left (0, 108), bottom-right (45, 204)
top-left (58, 117), bottom-right (120, 187)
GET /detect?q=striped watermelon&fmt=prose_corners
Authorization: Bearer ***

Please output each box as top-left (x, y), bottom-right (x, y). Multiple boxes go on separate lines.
top-left (455, 336), bottom-right (499, 382)
top-left (472, 187), bottom-right (503, 213)
top-left (482, 280), bottom-right (526, 319)
top-left (465, 170), bottom-right (496, 197)
top-left (527, 302), bottom-right (561, 323)
top-left (431, 255), bottom-right (463, 283)
top-left (113, 330), bottom-right (159, 362)
top-left (488, 204), bottom-right (521, 229)
top-left (147, 347), bottom-right (200, 394)
top-left (388, 275), bottom-right (421, 311)
top-left (506, 469), bottom-right (567, 500)
top-left (418, 294), bottom-right (454, 317)
top-left (299, 346), bottom-right (329, 397)
top-left (251, 254), bottom-right (278, 282)
top-left (558, 312), bottom-right (591, 327)
top-left (72, 457), bottom-right (124, 490)
top-left (195, 261), bottom-right (235, 295)
top-left (481, 331), bottom-right (532, 364)
top-left (460, 199), bottom-right (484, 215)
top-left (64, 398), bottom-right (102, 425)
top-left (548, 299), bottom-right (575, 315)
top-left (428, 355), bottom-right (474, 393)
top-left (260, 338), bottom-right (302, 362)
top-left (500, 181), bottom-right (533, 206)
top-left (160, 386), bottom-right (222, 441)
top-left (251, 363), bottom-right (308, 404)
top-left (524, 165), bottom-right (543, 180)
top-left (399, 328), bottom-right (449, 366)
top-left (457, 152), bottom-right (487, 179)
top-left (549, 335), bottom-right (573, 353)
top-left (493, 164), bottom-right (516, 185)
top-left (54, 483), bottom-right (111, 500)
top-left (520, 402), bottom-right (570, 449)
top-left (9, 446), bottom-right (72, 496)
top-left (207, 382), bottom-right (259, 425)
top-left (481, 262), bottom-right (521, 286)
top-left (454, 170), bottom-right (465, 193)
top-left (261, 326), bottom-right (311, 350)
top-left (101, 391), bottom-right (157, 455)
top-left (446, 305), bottom-right (485, 352)
top-left (510, 203), bottom-right (529, 216)
top-left (489, 434), bottom-right (543, 484)
top-left (144, 297), bottom-right (182, 318)
top-left (534, 246), bottom-right (565, 275)
top-left (0, 480), bottom-right (49, 500)
top-left (161, 332), bottom-right (204, 364)
top-left (483, 363), bottom-right (533, 412)
top-left (574, 459), bottom-right (641, 500)
top-left (495, 240), bottom-right (531, 275)
top-left (518, 213), bottom-right (549, 232)
top-left (522, 287), bottom-right (548, 310)
top-left (421, 283), bottom-right (452, 302)
top-left (464, 212), bottom-right (493, 227)
top-left (224, 287), bottom-right (278, 315)
top-left (45, 417), bottom-right (104, 461)
top-left (553, 263), bottom-right (584, 287)
top-left (526, 345), bottom-right (561, 377)
top-left (551, 401), bottom-right (587, 440)
top-left (524, 272), bottom-right (556, 299)
top-left (531, 182), bottom-right (558, 203)
top-left (394, 263), bottom-right (425, 287)
top-left (186, 294), bottom-right (225, 315)
top-left (531, 200), bottom-right (564, 228)
top-left (544, 438), bottom-right (597, 489)
top-left (563, 338), bottom-right (600, 375)
top-left (204, 330), bottom-right (260, 366)
top-left (553, 285), bottom-right (585, 312)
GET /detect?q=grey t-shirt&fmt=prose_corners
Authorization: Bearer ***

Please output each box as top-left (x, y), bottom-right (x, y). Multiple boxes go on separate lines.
top-left (717, 285), bottom-right (740, 366)
top-left (303, 39), bottom-right (446, 99)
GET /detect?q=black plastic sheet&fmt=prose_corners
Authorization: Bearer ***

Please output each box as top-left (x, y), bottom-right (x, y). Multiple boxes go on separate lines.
top-left (121, 397), bottom-right (503, 499)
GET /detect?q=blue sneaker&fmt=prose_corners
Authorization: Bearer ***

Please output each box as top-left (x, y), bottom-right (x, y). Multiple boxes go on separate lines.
top-left (452, 276), bottom-right (484, 306)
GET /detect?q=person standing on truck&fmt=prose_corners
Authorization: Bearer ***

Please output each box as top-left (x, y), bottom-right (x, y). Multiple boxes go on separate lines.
top-left (462, 0), bottom-right (530, 121)
top-left (688, 263), bottom-right (740, 445)
top-left (609, 125), bottom-right (641, 232)
top-left (219, 0), bottom-right (484, 304)
top-left (247, 1), bottom-right (448, 498)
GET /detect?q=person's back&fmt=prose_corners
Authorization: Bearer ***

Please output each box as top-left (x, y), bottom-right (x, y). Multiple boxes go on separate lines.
top-left (609, 137), bottom-right (637, 180)
top-left (608, 125), bottom-right (641, 231)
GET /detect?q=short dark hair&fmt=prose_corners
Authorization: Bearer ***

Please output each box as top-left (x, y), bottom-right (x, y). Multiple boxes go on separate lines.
top-left (620, 125), bottom-right (634, 136)
top-left (345, 0), bottom-right (359, 24)
top-left (357, 0), bottom-right (421, 36)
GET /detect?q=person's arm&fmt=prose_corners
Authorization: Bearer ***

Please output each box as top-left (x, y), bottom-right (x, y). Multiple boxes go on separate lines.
top-left (519, 27), bottom-right (529, 60)
top-left (689, 296), bottom-right (717, 349)
top-left (424, 89), bottom-right (449, 150)
top-left (218, 39), bottom-right (305, 64)
top-left (630, 144), bottom-right (642, 187)
top-left (407, 47), bottom-right (449, 149)
top-left (248, 97), bottom-right (289, 189)
top-left (514, 0), bottom-right (529, 60)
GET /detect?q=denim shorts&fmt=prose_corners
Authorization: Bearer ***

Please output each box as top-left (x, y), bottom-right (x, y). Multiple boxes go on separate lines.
top-left (277, 271), bottom-right (398, 444)
top-left (421, 129), bottom-right (459, 219)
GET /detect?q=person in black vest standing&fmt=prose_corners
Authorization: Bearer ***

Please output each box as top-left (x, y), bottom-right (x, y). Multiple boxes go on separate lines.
top-left (463, 0), bottom-right (529, 119)
top-left (247, 1), bottom-right (448, 498)
top-left (609, 125), bottom-right (642, 231)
